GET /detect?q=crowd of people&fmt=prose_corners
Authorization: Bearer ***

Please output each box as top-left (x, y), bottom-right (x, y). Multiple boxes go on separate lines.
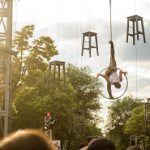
top-left (79, 138), bottom-right (142, 150)
top-left (0, 129), bottom-right (56, 150)
top-left (0, 129), bottom-right (143, 150)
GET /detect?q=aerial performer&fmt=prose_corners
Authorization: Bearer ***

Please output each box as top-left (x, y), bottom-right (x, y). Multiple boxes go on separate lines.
top-left (96, 0), bottom-right (127, 99)
top-left (96, 41), bottom-right (127, 99)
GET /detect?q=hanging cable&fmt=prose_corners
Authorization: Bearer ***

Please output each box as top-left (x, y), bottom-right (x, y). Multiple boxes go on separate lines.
top-left (56, 0), bottom-right (61, 61)
top-left (109, 0), bottom-right (112, 41)
top-left (80, 0), bottom-right (83, 66)
top-left (134, 0), bottom-right (138, 98)
top-left (135, 44), bottom-right (138, 98)
top-left (75, 21), bottom-right (78, 66)
top-left (13, 0), bottom-right (19, 33)
top-left (134, 0), bottom-right (137, 14)
top-left (87, 0), bottom-right (91, 31)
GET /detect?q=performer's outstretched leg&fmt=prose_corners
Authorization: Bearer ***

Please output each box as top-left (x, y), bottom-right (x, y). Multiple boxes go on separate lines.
top-left (105, 41), bottom-right (117, 76)
top-left (105, 41), bottom-right (117, 99)
top-left (107, 82), bottom-right (114, 99)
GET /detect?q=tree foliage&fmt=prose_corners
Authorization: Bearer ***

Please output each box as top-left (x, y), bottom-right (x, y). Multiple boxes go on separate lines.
top-left (11, 25), bottom-right (149, 150)
top-left (124, 104), bottom-right (145, 136)
top-left (11, 25), bottom-right (58, 92)
top-left (67, 64), bottom-right (101, 112)
top-left (66, 64), bottom-right (102, 149)
top-left (11, 25), bottom-right (103, 150)
top-left (106, 96), bottom-right (143, 150)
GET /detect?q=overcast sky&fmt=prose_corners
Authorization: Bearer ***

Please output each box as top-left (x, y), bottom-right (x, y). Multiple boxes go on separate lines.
top-left (13, 0), bottom-right (150, 130)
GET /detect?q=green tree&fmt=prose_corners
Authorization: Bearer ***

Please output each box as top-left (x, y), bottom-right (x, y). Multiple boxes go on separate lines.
top-left (67, 64), bottom-right (101, 112)
top-left (11, 25), bottom-right (103, 150)
top-left (106, 96), bottom-right (142, 150)
top-left (12, 64), bottom-right (102, 150)
top-left (66, 64), bottom-right (102, 149)
top-left (11, 25), bottom-right (58, 93)
top-left (124, 104), bottom-right (145, 136)
top-left (11, 25), bottom-right (59, 129)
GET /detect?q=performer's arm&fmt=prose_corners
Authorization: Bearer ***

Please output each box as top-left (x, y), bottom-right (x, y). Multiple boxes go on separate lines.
top-left (119, 70), bottom-right (128, 82)
top-left (97, 73), bottom-right (110, 82)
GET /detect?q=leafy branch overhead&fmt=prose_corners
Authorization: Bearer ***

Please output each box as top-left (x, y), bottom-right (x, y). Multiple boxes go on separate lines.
top-left (11, 25), bottom-right (58, 91)
top-left (11, 25), bottom-right (103, 150)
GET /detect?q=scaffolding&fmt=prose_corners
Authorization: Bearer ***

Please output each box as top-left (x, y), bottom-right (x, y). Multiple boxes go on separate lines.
top-left (0, 0), bottom-right (13, 137)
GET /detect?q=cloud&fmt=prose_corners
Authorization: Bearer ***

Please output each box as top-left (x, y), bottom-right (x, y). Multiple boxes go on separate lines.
top-left (112, 19), bottom-right (150, 62)
top-left (120, 42), bottom-right (150, 61)
top-left (19, 18), bottom-right (150, 65)
top-left (16, 0), bottom-right (150, 100)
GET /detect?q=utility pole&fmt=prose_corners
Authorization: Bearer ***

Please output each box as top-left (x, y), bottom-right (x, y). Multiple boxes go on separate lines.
top-left (0, 0), bottom-right (13, 137)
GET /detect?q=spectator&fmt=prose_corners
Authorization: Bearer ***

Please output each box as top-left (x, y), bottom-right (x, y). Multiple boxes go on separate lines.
top-left (80, 146), bottom-right (88, 150)
top-left (0, 129), bottom-right (56, 150)
top-left (87, 138), bottom-right (116, 150)
top-left (126, 145), bottom-right (141, 150)
top-left (78, 142), bottom-right (88, 150)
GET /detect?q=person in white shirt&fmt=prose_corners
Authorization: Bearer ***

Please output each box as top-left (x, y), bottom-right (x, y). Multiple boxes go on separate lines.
top-left (97, 41), bottom-right (127, 99)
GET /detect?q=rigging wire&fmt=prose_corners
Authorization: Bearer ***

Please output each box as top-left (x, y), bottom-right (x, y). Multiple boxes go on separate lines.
top-left (80, 0), bottom-right (83, 66)
top-left (134, 0), bottom-right (137, 14)
top-left (75, 21), bottom-right (78, 66)
top-left (87, 1), bottom-right (91, 31)
top-left (13, 0), bottom-right (19, 34)
top-left (75, 3), bottom-right (79, 67)
top-left (134, 0), bottom-right (138, 98)
top-left (55, 0), bottom-right (61, 61)
top-left (135, 43), bottom-right (138, 98)
top-left (109, 0), bottom-right (112, 41)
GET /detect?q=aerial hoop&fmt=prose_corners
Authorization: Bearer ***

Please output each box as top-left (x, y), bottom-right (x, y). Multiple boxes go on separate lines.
top-left (98, 67), bottom-right (128, 100)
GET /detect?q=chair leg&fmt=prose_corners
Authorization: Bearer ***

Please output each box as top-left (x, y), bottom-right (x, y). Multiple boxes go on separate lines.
top-left (136, 18), bottom-right (139, 41)
top-left (141, 19), bottom-right (146, 43)
top-left (81, 35), bottom-right (85, 56)
top-left (89, 34), bottom-right (91, 58)
top-left (126, 20), bottom-right (129, 43)
top-left (95, 35), bottom-right (99, 56)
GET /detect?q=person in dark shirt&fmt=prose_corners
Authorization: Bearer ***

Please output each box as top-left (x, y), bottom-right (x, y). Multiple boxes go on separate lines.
top-left (87, 138), bottom-right (116, 150)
